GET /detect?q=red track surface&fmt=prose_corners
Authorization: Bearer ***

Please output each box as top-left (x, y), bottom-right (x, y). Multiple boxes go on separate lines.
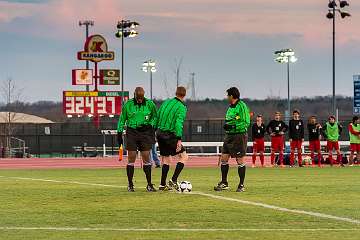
top-left (0, 156), bottom-right (269, 169)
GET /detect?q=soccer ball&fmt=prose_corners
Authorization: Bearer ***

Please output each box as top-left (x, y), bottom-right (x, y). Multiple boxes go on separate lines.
top-left (179, 181), bottom-right (192, 192)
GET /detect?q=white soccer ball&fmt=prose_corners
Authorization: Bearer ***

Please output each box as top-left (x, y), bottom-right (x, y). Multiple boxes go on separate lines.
top-left (179, 181), bottom-right (192, 192)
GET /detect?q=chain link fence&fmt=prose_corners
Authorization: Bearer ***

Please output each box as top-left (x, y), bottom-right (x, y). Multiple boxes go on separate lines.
top-left (0, 118), bottom-right (353, 157)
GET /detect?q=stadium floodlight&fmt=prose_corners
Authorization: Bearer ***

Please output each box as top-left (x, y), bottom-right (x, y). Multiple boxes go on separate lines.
top-left (339, 1), bottom-right (349, 8)
top-left (115, 19), bottom-right (140, 107)
top-left (115, 29), bottom-right (139, 38)
top-left (142, 60), bottom-right (157, 99)
top-left (274, 49), bottom-right (298, 120)
top-left (328, 1), bottom-right (337, 8)
top-left (340, 12), bottom-right (351, 18)
top-left (130, 22), bottom-right (140, 28)
top-left (327, 12), bottom-right (335, 19)
top-left (326, 0), bottom-right (350, 117)
top-left (79, 20), bottom-right (94, 27)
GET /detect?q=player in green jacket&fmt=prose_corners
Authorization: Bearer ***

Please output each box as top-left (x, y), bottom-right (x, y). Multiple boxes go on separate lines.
top-left (117, 87), bottom-right (157, 192)
top-left (348, 116), bottom-right (360, 166)
top-left (214, 87), bottom-right (250, 192)
top-left (156, 86), bottom-right (188, 191)
top-left (323, 115), bottom-right (343, 166)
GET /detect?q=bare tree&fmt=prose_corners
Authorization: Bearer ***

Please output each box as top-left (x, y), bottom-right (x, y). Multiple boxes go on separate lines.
top-left (172, 57), bottom-right (183, 87)
top-left (162, 73), bottom-right (172, 98)
top-left (0, 78), bottom-right (24, 155)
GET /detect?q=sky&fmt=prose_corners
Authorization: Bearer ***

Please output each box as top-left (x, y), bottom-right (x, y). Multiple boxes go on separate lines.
top-left (0, 0), bottom-right (359, 102)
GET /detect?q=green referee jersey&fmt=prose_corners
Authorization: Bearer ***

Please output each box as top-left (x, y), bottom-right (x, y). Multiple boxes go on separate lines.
top-left (117, 98), bottom-right (157, 133)
top-left (156, 97), bottom-right (187, 139)
top-left (225, 100), bottom-right (250, 134)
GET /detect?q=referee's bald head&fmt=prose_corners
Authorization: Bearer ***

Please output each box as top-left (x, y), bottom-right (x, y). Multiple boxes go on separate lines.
top-left (134, 87), bottom-right (145, 103)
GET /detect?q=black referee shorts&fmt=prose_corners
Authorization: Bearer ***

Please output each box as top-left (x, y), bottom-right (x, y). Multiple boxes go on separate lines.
top-left (222, 133), bottom-right (248, 158)
top-left (156, 130), bottom-right (185, 157)
top-left (125, 127), bottom-right (155, 152)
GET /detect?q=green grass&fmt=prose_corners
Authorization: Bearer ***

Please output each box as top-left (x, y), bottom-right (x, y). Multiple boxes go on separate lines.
top-left (0, 166), bottom-right (359, 239)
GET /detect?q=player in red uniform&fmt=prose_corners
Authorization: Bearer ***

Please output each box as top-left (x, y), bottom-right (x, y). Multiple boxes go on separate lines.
top-left (307, 116), bottom-right (323, 167)
top-left (288, 110), bottom-right (304, 167)
top-left (348, 116), bottom-right (360, 166)
top-left (252, 115), bottom-right (266, 167)
top-left (266, 112), bottom-right (288, 167)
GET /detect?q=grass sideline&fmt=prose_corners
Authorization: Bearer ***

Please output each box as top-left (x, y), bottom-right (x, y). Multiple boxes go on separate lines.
top-left (0, 167), bottom-right (359, 240)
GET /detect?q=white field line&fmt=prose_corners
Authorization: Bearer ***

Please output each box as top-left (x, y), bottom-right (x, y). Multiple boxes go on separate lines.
top-left (0, 176), bottom-right (127, 188)
top-left (194, 192), bottom-right (360, 225)
top-left (0, 227), bottom-right (359, 232)
top-left (1, 175), bottom-right (359, 225)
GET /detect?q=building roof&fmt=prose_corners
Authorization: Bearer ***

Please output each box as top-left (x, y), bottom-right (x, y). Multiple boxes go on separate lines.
top-left (0, 112), bottom-right (54, 124)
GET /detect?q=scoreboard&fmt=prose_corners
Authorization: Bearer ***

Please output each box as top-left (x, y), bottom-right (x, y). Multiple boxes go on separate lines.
top-left (354, 75), bottom-right (360, 114)
top-left (63, 91), bottom-right (129, 116)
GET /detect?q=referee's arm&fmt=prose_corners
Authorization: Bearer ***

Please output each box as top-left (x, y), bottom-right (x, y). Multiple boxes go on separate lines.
top-left (117, 104), bottom-right (128, 133)
top-left (238, 102), bottom-right (251, 130)
top-left (175, 107), bottom-right (187, 139)
top-left (149, 101), bottom-right (158, 128)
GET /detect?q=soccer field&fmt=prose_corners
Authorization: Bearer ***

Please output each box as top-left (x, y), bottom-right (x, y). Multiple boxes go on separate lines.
top-left (0, 167), bottom-right (359, 240)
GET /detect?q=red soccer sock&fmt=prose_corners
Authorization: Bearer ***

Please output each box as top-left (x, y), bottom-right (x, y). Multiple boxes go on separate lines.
top-left (329, 154), bottom-right (333, 166)
top-left (311, 152), bottom-right (315, 165)
top-left (337, 154), bottom-right (342, 165)
top-left (252, 153), bottom-right (256, 165)
top-left (279, 152), bottom-right (284, 166)
top-left (260, 154), bottom-right (265, 166)
top-left (318, 153), bottom-right (322, 167)
top-left (290, 152), bottom-right (295, 166)
top-left (298, 151), bottom-right (303, 166)
top-left (271, 152), bottom-right (275, 165)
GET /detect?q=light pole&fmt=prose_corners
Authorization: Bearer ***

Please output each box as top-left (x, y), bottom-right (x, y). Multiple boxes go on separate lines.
top-left (326, 0), bottom-right (350, 116)
top-left (79, 20), bottom-right (94, 92)
top-left (142, 60), bottom-right (157, 100)
top-left (275, 49), bottom-right (297, 120)
top-left (115, 20), bottom-right (139, 104)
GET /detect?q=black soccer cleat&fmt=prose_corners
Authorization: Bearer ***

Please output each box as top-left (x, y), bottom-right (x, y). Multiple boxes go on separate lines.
top-left (146, 184), bottom-right (157, 192)
top-left (128, 185), bottom-right (135, 192)
top-left (236, 184), bottom-right (245, 192)
top-left (214, 182), bottom-right (229, 191)
top-left (168, 179), bottom-right (180, 191)
top-left (158, 185), bottom-right (170, 191)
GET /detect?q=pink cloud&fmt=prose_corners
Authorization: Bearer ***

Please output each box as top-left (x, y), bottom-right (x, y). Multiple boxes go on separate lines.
top-left (0, 0), bottom-right (359, 47)
top-left (0, 1), bottom-right (43, 23)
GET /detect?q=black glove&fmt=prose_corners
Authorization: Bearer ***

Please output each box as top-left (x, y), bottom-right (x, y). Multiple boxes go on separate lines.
top-left (223, 124), bottom-right (234, 131)
top-left (117, 133), bottom-right (123, 146)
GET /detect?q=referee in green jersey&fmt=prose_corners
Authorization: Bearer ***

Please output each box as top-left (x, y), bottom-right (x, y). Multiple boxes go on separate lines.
top-left (214, 87), bottom-right (250, 192)
top-left (117, 87), bottom-right (157, 192)
top-left (156, 87), bottom-right (188, 191)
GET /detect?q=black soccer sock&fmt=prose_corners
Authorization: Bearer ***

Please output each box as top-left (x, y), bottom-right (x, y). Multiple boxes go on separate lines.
top-left (221, 164), bottom-right (229, 183)
top-left (171, 162), bottom-right (184, 182)
top-left (161, 164), bottom-right (170, 186)
top-left (143, 164), bottom-right (152, 185)
top-left (126, 164), bottom-right (135, 186)
top-left (238, 163), bottom-right (246, 186)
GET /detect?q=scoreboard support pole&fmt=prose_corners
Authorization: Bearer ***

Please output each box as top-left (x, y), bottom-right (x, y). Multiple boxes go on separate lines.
top-left (94, 62), bottom-right (98, 92)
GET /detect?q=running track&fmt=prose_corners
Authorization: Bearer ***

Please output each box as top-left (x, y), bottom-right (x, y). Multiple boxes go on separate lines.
top-left (0, 156), bottom-right (271, 169)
